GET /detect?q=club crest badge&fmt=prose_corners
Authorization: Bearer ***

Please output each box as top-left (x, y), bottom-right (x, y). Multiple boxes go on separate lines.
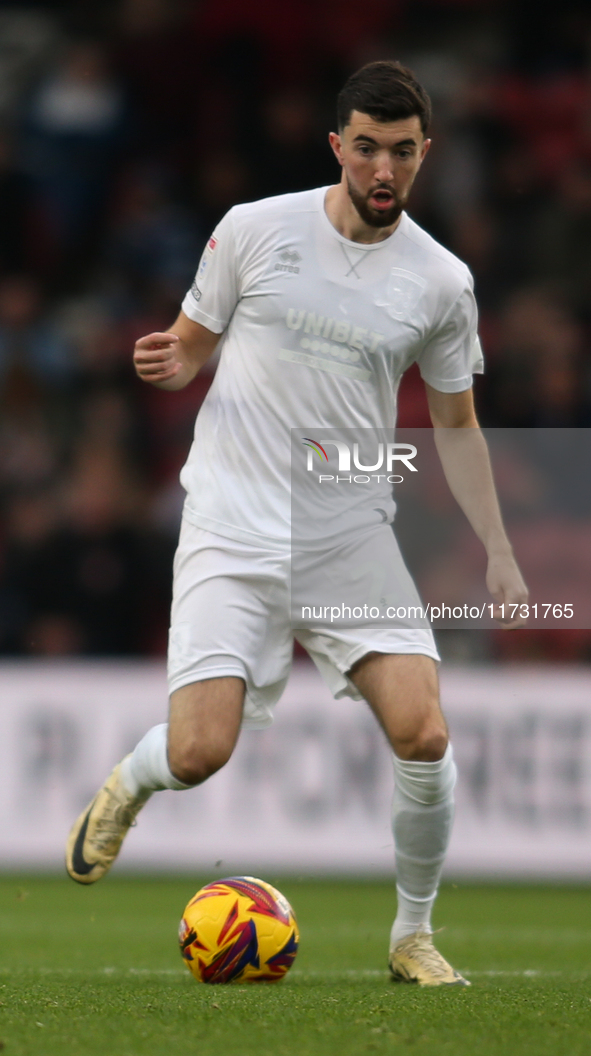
top-left (384, 268), bottom-right (426, 321)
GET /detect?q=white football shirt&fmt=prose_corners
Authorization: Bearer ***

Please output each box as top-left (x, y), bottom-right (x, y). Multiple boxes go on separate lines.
top-left (180, 186), bottom-right (483, 548)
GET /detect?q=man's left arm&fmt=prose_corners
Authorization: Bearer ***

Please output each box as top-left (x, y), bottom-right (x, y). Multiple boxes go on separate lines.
top-left (425, 383), bottom-right (528, 628)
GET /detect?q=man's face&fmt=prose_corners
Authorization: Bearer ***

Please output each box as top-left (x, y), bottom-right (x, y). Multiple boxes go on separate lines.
top-left (329, 111), bottom-right (430, 228)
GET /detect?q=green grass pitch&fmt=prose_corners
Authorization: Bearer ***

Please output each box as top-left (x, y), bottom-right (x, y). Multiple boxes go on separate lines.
top-left (1, 876), bottom-right (589, 1056)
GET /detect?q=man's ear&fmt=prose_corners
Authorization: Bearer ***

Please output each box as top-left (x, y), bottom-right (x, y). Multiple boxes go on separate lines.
top-left (328, 131), bottom-right (344, 167)
top-left (419, 138), bottom-right (432, 166)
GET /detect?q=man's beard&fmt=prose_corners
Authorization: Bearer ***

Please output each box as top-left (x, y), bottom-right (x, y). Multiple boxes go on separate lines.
top-left (346, 175), bottom-right (405, 229)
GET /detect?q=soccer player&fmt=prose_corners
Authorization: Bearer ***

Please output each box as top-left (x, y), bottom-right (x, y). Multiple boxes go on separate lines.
top-left (66, 61), bottom-right (527, 986)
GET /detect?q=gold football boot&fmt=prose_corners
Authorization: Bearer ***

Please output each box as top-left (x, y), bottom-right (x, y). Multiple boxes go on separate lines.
top-left (389, 930), bottom-right (470, 987)
top-left (66, 758), bottom-right (148, 884)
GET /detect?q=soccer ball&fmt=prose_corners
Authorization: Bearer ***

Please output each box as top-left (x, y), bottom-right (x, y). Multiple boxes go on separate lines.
top-left (179, 876), bottom-right (299, 983)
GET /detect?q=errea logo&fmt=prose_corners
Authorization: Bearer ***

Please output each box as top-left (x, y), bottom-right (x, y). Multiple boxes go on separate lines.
top-left (275, 249), bottom-right (301, 274)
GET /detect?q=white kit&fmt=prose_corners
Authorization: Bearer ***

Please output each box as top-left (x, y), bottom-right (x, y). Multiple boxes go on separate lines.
top-left (180, 186), bottom-right (483, 549)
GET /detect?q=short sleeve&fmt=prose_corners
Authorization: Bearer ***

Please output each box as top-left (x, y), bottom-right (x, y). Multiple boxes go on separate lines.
top-left (181, 210), bottom-right (240, 334)
top-left (416, 284), bottom-right (484, 393)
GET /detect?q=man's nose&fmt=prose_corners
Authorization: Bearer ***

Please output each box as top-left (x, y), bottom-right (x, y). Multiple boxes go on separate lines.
top-left (374, 152), bottom-right (394, 181)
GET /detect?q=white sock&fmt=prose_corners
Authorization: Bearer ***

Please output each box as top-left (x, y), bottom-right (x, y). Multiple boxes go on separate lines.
top-left (120, 723), bottom-right (192, 797)
top-left (390, 742), bottom-right (457, 947)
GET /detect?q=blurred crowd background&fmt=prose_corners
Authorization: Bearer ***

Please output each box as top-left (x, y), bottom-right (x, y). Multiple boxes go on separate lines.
top-left (0, 0), bottom-right (590, 662)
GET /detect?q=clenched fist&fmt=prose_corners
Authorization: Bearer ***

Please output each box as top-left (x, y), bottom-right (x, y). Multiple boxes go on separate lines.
top-left (133, 332), bottom-right (181, 384)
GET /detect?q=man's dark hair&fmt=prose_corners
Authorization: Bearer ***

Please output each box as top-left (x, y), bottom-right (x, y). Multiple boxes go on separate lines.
top-left (337, 60), bottom-right (431, 135)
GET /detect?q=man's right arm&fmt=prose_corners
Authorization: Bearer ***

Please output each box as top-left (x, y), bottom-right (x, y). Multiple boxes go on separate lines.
top-left (133, 310), bottom-right (221, 391)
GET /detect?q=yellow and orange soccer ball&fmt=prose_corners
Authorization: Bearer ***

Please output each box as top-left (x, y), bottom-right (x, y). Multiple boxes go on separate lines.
top-left (179, 876), bottom-right (299, 984)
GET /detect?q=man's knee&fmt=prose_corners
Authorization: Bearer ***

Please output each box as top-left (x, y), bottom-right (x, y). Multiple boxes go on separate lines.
top-left (395, 725), bottom-right (448, 762)
top-left (167, 676), bottom-right (244, 786)
top-left (167, 735), bottom-right (235, 786)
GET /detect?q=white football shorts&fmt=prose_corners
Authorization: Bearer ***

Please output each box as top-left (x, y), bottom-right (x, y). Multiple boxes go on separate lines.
top-left (167, 519), bottom-right (439, 728)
